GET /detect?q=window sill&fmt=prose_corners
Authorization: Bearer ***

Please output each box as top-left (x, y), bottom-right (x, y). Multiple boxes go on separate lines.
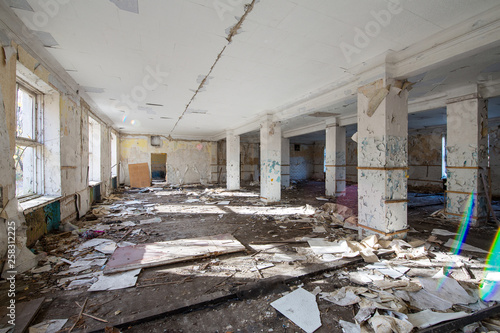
top-left (89, 181), bottom-right (101, 187)
top-left (20, 195), bottom-right (62, 213)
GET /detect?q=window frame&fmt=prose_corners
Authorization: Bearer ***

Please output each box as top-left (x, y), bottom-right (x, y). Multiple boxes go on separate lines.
top-left (15, 81), bottom-right (44, 200)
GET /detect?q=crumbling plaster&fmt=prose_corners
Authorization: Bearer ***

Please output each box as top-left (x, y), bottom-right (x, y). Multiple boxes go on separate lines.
top-left (490, 123), bottom-right (500, 197)
top-left (120, 136), bottom-right (216, 185)
top-left (408, 127), bottom-right (444, 192)
top-left (0, 39), bottom-right (116, 271)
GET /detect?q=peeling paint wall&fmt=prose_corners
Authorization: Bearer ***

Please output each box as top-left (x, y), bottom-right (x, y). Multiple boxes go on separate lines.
top-left (0, 35), bottom-right (116, 267)
top-left (240, 141), bottom-right (260, 184)
top-left (446, 97), bottom-right (488, 225)
top-left (346, 136), bottom-right (358, 183)
top-left (408, 127), bottom-right (444, 192)
top-left (120, 135), bottom-right (215, 185)
top-left (489, 123), bottom-right (500, 198)
top-left (216, 139), bottom-right (226, 184)
top-left (312, 142), bottom-right (325, 180)
top-left (290, 144), bottom-right (314, 180)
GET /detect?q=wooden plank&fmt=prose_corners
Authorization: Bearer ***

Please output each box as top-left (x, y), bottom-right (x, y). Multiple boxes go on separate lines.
top-left (14, 297), bottom-right (45, 333)
top-left (128, 163), bottom-right (151, 188)
top-left (104, 234), bottom-right (246, 274)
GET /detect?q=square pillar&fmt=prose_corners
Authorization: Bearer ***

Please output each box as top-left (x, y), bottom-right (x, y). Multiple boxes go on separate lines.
top-left (325, 123), bottom-right (346, 197)
top-left (226, 131), bottom-right (240, 190)
top-left (260, 117), bottom-right (281, 203)
top-left (357, 78), bottom-right (409, 239)
top-left (281, 138), bottom-right (290, 188)
top-left (446, 96), bottom-right (488, 225)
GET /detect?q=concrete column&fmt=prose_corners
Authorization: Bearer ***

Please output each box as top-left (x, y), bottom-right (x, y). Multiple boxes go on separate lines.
top-left (446, 96), bottom-right (488, 225)
top-left (357, 78), bottom-right (409, 239)
top-left (260, 117), bottom-right (281, 203)
top-left (325, 123), bottom-right (346, 197)
top-left (226, 132), bottom-right (240, 190)
top-left (281, 138), bottom-right (290, 188)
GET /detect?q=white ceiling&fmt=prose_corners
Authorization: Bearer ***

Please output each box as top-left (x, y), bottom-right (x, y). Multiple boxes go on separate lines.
top-left (6, 0), bottom-right (500, 138)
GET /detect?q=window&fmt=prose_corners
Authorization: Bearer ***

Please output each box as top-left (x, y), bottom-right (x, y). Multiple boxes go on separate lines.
top-left (88, 116), bottom-right (101, 183)
top-left (111, 132), bottom-right (118, 177)
top-left (15, 83), bottom-right (43, 198)
top-left (441, 135), bottom-right (447, 179)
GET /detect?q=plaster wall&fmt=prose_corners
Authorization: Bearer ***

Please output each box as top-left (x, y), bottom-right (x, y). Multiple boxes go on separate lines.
top-left (489, 123), bottom-right (500, 197)
top-left (408, 127), bottom-right (444, 192)
top-left (312, 142), bottom-right (325, 180)
top-left (290, 144), bottom-right (314, 181)
top-left (120, 136), bottom-right (215, 185)
top-left (346, 137), bottom-right (358, 183)
top-left (0, 39), bottom-right (116, 270)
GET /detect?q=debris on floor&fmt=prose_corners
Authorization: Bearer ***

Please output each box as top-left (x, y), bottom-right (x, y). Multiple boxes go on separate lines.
top-left (271, 288), bottom-right (322, 333)
top-left (3, 183), bottom-right (499, 332)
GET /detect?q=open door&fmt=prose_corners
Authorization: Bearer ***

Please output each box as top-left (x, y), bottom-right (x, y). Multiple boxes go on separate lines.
top-left (151, 153), bottom-right (167, 182)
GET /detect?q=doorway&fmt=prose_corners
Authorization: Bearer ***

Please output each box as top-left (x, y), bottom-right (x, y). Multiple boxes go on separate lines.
top-left (151, 153), bottom-right (167, 181)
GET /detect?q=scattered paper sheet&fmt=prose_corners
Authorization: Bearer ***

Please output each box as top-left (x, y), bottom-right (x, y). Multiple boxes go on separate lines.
top-left (78, 238), bottom-right (115, 251)
top-left (271, 288), bottom-right (321, 333)
top-left (478, 272), bottom-right (500, 302)
top-left (307, 239), bottom-right (350, 255)
top-left (320, 287), bottom-right (361, 306)
top-left (29, 319), bottom-right (68, 333)
top-left (365, 262), bottom-right (409, 279)
top-left (407, 309), bottom-right (468, 328)
top-left (431, 229), bottom-right (457, 236)
top-left (339, 320), bottom-right (361, 333)
top-left (369, 313), bottom-right (413, 333)
top-left (185, 198), bottom-right (200, 203)
top-left (444, 239), bottom-right (488, 253)
top-left (409, 288), bottom-right (453, 311)
top-left (217, 201), bottom-right (230, 205)
top-left (250, 263), bottom-right (274, 271)
top-left (140, 217), bottom-right (162, 224)
top-left (419, 275), bottom-right (477, 305)
top-left (88, 269), bottom-right (141, 291)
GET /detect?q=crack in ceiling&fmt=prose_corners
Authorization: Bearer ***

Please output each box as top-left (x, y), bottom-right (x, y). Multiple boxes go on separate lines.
top-left (169, 0), bottom-right (258, 135)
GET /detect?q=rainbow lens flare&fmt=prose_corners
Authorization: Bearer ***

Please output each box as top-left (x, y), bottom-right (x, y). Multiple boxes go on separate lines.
top-left (438, 192), bottom-right (475, 289)
top-left (479, 227), bottom-right (500, 301)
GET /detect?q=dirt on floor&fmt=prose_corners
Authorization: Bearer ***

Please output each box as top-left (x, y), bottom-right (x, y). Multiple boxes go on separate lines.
top-left (1, 181), bottom-right (499, 333)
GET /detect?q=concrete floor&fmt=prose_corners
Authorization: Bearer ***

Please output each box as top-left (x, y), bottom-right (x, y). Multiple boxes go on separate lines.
top-left (1, 181), bottom-right (498, 332)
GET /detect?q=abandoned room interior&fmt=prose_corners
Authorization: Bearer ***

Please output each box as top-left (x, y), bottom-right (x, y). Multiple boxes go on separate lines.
top-left (2, 0), bottom-right (500, 332)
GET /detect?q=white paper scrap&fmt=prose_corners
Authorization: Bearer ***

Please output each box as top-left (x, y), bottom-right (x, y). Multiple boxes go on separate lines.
top-left (140, 217), bottom-right (162, 224)
top-left (407, 309), bottom-right (468, 328)
top-left (271, 288), bottom-right (321, 333)
top-left (431, 229), bottom-right (457, 236)
top-left (88, 269), bottom-right (141, 291)
top-left (444, 239), bottom-right (488, 253)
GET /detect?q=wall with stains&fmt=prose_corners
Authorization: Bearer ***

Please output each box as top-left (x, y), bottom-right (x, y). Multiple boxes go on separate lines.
top-left (0, 37), bottom-right (116, 271)
top-left (312, 142), bottom-right (325, 180)
top-left (240, 140), bottom-right (260, 184)
top-left (290, 144), bottom-right (314, 180)
top-left (346, 136), bottom-right (358, 183)
top-left (120, 135), bottom-right (216, 185)
top-left (489, 122), bottom-right (500, 197)
top-left (408, 127), bottom-right (444, 192)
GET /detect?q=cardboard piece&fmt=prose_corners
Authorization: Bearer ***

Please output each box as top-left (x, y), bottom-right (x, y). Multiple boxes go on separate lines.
top-left (128, 163), bottom-right (151, 188)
